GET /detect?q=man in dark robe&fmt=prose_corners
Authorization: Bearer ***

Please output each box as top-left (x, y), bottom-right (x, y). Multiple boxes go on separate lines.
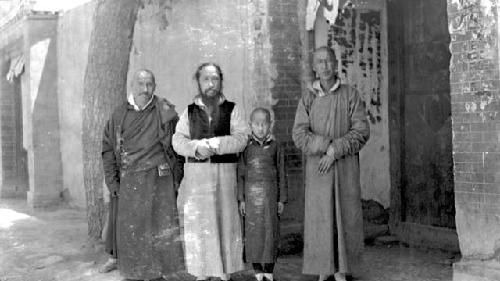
top-left (98, 191), bottom-right (118, 273)
top-left (102, 69), bottom-right (184, 281)
top-left (293, 47), bottom-right (370, 281)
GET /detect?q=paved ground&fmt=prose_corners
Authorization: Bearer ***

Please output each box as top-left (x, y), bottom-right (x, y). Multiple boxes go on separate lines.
top-left (0, 199), bottom-right (458, 281)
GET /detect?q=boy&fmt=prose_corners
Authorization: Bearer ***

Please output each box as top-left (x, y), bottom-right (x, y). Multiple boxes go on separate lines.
top-left (238, 107), bottom-right (287, 281)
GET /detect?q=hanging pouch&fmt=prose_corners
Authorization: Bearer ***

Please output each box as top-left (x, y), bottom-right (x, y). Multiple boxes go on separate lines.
top-left (158, 162), bottom-right (171, 177)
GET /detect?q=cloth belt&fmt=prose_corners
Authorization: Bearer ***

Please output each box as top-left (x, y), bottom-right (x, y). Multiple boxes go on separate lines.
top-left (186, 155), bottom-right (238, 163)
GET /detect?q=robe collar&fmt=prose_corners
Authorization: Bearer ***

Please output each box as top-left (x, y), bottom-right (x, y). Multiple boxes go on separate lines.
top-left (311, 78), bottom-right (341, 97)
top-left (127, 94), bottom-right (155, 111)
top-left (249, 133), bottom-right (274, 146)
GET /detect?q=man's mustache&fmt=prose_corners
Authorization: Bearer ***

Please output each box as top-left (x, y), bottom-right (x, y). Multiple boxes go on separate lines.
top-left (204, 88), bottom-right (219, 94)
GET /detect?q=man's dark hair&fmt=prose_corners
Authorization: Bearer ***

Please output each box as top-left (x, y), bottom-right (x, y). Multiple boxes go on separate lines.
top-left (250, 107), bottom-right (272, 123)
top-left (193, 62), bottom-right (223, 82)
top-left (193, 62), bottom-right (223, 94)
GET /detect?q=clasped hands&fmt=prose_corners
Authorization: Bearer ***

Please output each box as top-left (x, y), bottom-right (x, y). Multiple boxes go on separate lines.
top-left (317, 144), bottom-right (336, 174)
top-left (195, 138), bottom-right (220, 159)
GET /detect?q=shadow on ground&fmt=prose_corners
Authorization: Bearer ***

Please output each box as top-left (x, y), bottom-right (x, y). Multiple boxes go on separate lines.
top-left (0, 199), bottom-right (457, 281)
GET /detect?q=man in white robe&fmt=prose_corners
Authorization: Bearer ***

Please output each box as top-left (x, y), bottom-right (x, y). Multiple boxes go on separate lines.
top-left (173, 63), bottom-right (248, 281)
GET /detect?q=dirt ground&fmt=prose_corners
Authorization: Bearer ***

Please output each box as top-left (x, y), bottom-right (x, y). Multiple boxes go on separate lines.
top-left (0, 199), bottom-right (458, 281)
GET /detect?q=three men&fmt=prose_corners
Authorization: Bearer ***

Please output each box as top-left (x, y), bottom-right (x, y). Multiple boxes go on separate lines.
top-left (172, 63), bottom-right (249, 281)
top-left (292, 47), bottom-right (370, 281)
top-left (102, 69), bottom-right (184, 281)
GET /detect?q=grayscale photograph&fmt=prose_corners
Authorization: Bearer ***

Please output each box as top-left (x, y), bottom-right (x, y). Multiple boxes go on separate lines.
top-left (0, 0), bottom-right (497, 280)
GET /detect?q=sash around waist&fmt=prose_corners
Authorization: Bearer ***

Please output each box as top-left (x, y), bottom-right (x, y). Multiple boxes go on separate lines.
top-left (187, 154), bottom-right (238, 163)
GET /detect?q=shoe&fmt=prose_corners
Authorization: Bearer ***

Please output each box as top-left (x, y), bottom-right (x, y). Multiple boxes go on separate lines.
top-left (333, 272), bottom-right (347, 281)
top-left (320, 275), bottom-right (331, 281)
top-left (98, 258), bottom-right (117, 273)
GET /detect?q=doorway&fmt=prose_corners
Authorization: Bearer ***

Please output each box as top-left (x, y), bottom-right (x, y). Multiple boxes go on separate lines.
top-left (301, 0), bottom-right (458, 250)
top-left (387, 0), bottom-right (457, 250)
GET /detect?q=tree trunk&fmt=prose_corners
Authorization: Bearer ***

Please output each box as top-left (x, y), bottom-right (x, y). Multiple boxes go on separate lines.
top-left (82, 0), bottom-right (140, 238)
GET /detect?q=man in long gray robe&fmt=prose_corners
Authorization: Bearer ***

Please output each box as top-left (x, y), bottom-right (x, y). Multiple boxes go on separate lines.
top-left (173, 63), bottom-right (248, 281)
top-left (102, 69), bottom-right (184, 281)
top-left (293, 47), bottom-right (370, 281)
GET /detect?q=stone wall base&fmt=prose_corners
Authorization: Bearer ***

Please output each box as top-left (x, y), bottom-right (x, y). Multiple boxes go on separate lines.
top-left (27, 190), bottom-right (60, 208)
top-left (453, 260), bottom-right (500, 281)
top-left (391, 222), bottom-right (460, 252)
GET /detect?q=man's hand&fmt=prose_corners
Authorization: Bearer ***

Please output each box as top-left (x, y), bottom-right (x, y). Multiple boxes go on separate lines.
top-left (278, 202), bottom-right (285, 214)
top-left (318, 154), bottom-right (335, 174)
top-left (196, 143), bottom-right (215, 159)
top-left (108, 183), bottom-right (119, 197)
top-left (206, 138), bottom-right (220, 151)
top-left (239, 201), bottom-right (246, 216)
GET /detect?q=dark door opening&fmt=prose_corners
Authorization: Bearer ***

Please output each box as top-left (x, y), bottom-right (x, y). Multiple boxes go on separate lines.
top-left (388, 0), bottom-right (457, 251)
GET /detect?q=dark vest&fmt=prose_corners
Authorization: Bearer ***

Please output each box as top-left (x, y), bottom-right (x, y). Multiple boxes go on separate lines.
top-left (187, 100), bottom-right (238, 163)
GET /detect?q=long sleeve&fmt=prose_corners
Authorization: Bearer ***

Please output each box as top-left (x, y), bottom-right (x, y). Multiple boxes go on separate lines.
top-left (172, 108), bottom-right (199, 157)
top-left (292, 95), bottom-right (332, 155)
top-left (173, 104), bottom-right (249, 157)
top-left (163, 116), bottom-right (184, 190)
top-left (277, 143), bottom-right (288, 203)
top-left (237, 151), bottom-right (246, 202)
top-left (212, 105), bottom-right (249, 155)
top-left (331, 88), bottom-right (370, 159)
top-left (102, 118), bottom-right (120, 193)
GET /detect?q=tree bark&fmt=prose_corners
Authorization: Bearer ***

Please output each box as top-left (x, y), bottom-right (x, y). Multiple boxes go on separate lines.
top-left (82, 0), bottom-right (140, 238)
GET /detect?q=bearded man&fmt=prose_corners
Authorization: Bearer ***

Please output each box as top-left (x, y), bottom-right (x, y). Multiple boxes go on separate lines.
top-left (172, 63), bottom-right (249, 281)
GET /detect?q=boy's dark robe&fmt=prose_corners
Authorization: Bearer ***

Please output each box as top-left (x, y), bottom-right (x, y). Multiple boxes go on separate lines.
top-left (237, 136), bottom-right (287, 263)
top-left (102, 96), bottom-right (184, 279)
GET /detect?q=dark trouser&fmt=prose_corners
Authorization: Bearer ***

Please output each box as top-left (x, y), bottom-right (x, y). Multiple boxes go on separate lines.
top-left (252, 263), bottom-right (275, 273)
top-left (104, 195), bottom-right (118, 258)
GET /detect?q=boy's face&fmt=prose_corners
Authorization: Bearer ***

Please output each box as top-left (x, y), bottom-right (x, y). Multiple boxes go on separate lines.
top-left (250, 112), bottom-right (271, 139)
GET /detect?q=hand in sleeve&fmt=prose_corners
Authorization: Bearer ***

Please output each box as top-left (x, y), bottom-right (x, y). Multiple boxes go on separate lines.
top-left (278, 202), bottom-right (285, 215)
top-left (239, 201), bottom-right (246, 216)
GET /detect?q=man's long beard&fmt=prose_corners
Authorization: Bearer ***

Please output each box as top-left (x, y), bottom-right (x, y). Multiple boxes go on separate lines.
top-left (201, 90), bottom-right (221, 108)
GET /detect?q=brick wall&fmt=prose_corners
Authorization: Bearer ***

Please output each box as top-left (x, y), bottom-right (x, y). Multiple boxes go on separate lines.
top-left (0, 50), bottom-right (26, 198)
top-left (268, 0), bottom-right (304, 226)
top-left (448, 0), bottom-right (500, 259)
top-left (0, 59), bottom-right (17, 192)
top-left (0, 18), bottom-right (27, 199)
